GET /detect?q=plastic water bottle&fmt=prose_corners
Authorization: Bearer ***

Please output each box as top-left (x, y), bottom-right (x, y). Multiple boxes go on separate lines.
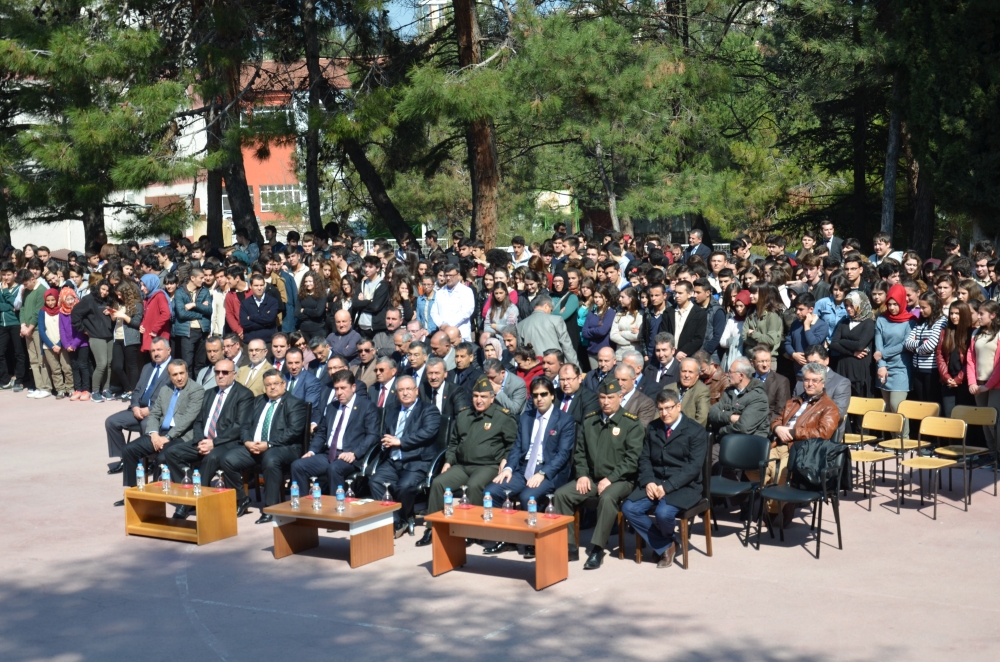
top-left (192, 470), bottom-right (201, 496)
top-left (311, 482), bottom-right (322, 510)
top-left (336, 485), bottom-right (345, 512)
top-left (161, 465), bottom-right (171, 492)
top-left (136, 463), bottom-right (145, 490)
top-left (290, 481), bottom-right (300, 509)
top-left (443, 487), bottom-right (454, 517)
top-left (527, 496), bottom-right (538, 527)
top-left (483, 491), bottom-right (493, 522)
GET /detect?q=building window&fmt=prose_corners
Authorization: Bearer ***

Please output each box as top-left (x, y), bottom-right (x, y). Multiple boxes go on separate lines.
top-left (259, 184), bottom-right (303, 212)
top-left (221, 186), bottom-right (255, 216)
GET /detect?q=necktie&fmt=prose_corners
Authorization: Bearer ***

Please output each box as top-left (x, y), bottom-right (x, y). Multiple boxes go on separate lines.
top-left (274, 359), bottom-right (282, 371)
top-left (143, 364), bottom-right (161, 405)
top-left (666, 427), bottom-right (672, 438)
top-left (561, 397), bottom-right (570, 413)
top-left (288, 376), bottom-right (295, 393)
top-left (378, 385), bottom-right (387, 407)
top-left (160, 388), bottom-right (181, 433)
top-left (433, 387), bottom-right (442, 413)
top-left (392, 407), bottom-right (409, 460)
top-left (525, 414), bottom-right (546, 479)
top-left (260, 401), bottom-right (276, 442)
top-left (207, 389), bottom-right (226, 439)
top-left (657, 368), bottom-right (664, 382)
top-left (327, 406), bottom-right (348, 461)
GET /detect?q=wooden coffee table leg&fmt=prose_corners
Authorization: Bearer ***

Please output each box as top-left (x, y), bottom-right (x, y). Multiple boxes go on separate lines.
top-left (349, 524), bottom-right (394, 568)
top-left (534, 527), bottom-right (569, 590)
top-left (431, 521), bottom-right (466, 576)
top-left (273, 519), bottom-right (319, 559)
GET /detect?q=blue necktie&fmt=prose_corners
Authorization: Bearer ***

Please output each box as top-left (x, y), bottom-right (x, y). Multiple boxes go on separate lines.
top-left (392, 407), bottom-right (410, 460)
top-left (161, 388), bottom-right (181, 433)
top-left (142, 364), bottom-right (161, 406)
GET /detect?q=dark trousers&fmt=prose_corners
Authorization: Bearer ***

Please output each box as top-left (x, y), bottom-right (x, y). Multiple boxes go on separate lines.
top-left (553, 479), bottom-right (634, 552)
top-left (122, 434), bottom-right (177, 487)
top-left (178, 329), bottom-right (205, 376)
top-left (426, 464), bottom-right (498, 518)
top-left (112, 341), bottom-right (142, 393)
top-left (622, 497), bottom-right (681, 556)
top-left (67, 346), bottom-right (92, 393)
top-left (162, 441), bottom-right (232, 486)
top-left (221, 444), bottom-right (301, 505)
top-left (105, 409), bottom-right (145, 458)
top-left (290, 453), bottom-right (360, 496)
top-left (369, 458), bottom-right (427, 526)
top-left (489, 471), bottom-right (558, 510)
top-left (0, 325), bottom-right (27, 384)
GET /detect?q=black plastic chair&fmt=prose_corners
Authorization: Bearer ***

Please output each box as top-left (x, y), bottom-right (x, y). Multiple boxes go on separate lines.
top-left (710, 434), bottom-right (773, 549)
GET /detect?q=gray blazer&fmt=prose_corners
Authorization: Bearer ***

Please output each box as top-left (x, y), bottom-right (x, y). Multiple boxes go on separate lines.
top-left (495, 372), bottom-right (528, 416)
top-left (516, 310), bottom-right (580, 367)
top-left (145, 379), bottom-right (206, 443)
top-left (195, 365), bottom-right (217, 390)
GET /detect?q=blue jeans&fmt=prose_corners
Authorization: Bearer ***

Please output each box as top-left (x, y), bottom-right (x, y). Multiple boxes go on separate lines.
top-left (622, 497), bottom-right (681, 556)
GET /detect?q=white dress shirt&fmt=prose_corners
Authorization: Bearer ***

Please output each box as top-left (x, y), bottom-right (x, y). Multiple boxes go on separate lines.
top-left (253, 397), bottom-right (281, 441)
top-left (526, 407), bottom-right (553, 465)
top-left (202, 385), bottom-right (232, 438)
top-left (327, 394), bottom-right (357, 450)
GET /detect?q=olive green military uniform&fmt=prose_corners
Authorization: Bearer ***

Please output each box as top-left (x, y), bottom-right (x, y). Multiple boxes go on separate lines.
top-left (554, 407), bottom-right (644, 553)
top-left (426, 402), bottom-right (519, 515)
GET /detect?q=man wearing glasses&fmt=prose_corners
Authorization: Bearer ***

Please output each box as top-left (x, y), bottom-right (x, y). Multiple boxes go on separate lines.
top-left (163, 359), bottom-right (254, 519)
top-left (237, 339), bottom-right (272, 396)
top-left (350, 339), bottom-right (378, 388)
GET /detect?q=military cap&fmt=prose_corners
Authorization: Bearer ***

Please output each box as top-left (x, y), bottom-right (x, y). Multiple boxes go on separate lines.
top-left (472, 376), bottom-right (494, 393)
top-left (598, 380), bottom-right (620, 394)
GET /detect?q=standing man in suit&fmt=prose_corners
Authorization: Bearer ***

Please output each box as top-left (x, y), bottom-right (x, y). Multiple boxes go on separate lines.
top-left (219, 370), bottom-right (307, 521)
top-left (557, 363), bottom-right (600, 428)
top-left (583, 346), bottom-right (617, 393)
top-left (282, 347), bottom-right (322, 411)
top-left (820, 220), bottom-right (843, 263)
top-left (683, 229), bottom-right (712, 262)
top-left (163, 360), bottom-right (254, 519)
top-left (422, 357), bottom-right (469, 450)
top-left (104, 336), bottom-right (172, 473)
top-left (640, 332), bottom-right (680, 397)
top-left (370, 376), bottom-right (442, 537)
top-left (116, 359), bottom-right (205, 505)
top-left (487, 376), bottom-right (576, 557)
top-left (622, 389), bottom-right (708, 568)
top-left (239, 274), bottom-right (279, 343)
top-left (665, 358), bottom-right (711, 427)
top-left (752, 346), bottom-right (792, 425)
top-left (194, 336), bottom-right (224, 389)
top-left (291, 370), bottom-right (379, 497)
top-left (795, 345), bottom-right (851, 419)
top-left (664, 282), bottom-right (707, 359)
top-left (483, 357), bottom-right (527, 415)
top-left (237, 338), bottom-right (272, 397)
top-left (617, 364), bottom-right (657, 427)
top-left (515, 296), bottom-right (579, 367)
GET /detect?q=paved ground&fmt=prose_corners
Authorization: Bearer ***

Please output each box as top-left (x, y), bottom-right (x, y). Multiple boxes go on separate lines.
top-left (2, 391), bottom-right (999, 661)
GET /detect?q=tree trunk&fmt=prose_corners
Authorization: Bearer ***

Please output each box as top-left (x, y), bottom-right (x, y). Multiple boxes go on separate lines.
top-left (341, 137), bottom-right (415, 242)
top-left (206, 105), bottom-right (225, 249)
top-left (223, 153), bottom-right (262, 246)
top-left (0, 190), bottom-right (11, 250)
top-left (453, 0), bottom-right (500, 248)
top-left (594, 139), bottom-right (620, 232)
top-left (910, 164), bottom-right (934, 259)
top-left (82, 205), bottom-right (105, 250)
top-left (851, 2), bottom-right (866, 239)
top-left (880, 73), bottom-right (901, 238)
top-left (301, 0), bottom-right (324, 233)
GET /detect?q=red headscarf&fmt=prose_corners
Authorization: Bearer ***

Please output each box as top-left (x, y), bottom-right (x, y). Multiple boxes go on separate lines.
top-left (884, 284), bottom-right (915, 323)
top-left (42, 288), bottom-right (60, 317)
top-left (733, 289), bottom-right (752, 321)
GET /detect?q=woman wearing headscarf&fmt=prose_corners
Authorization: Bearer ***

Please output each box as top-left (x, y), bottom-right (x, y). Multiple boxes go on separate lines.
top-left (874, 284), bottom-right (917, 434)
top-left (58, 287), bottom-right (91, 400)
top-left (719, 288), bottom-right (751, 372)
top-left (37, 289), bottom-right (72, 399)
top-left (71, 279), bottom-right (116, 401)
top-left (830, 290), bottom-right (876, 397)
top-left (138, 274), bottom-right (172, 354)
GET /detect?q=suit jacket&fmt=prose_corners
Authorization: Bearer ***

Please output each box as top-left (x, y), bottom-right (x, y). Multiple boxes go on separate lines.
top-left (758, 371), bottom-right (792, 425)
top-left (420, 379), bottom-right (469, 450)
top-left (504, 407), bottom-right (576, 486)
top-left (452, 366), bottom-right (484, 401)
top-left (794, 367), bottom-right (851, 419)
top-left (351, 358), bottom-right (377, 389)
top-left (189, 382), bottom-right (255, 449)
top-left (308, 358), bottom-right (331, 388)
top-left (284, 370), bottom-right (323, 412)
top-left (665, 380), bottom-right (711, 428)
top-left (195, 364), bottom-right (217, 390)
top-left (309, 395), bottom-right (379, 461)
top-left (368, 379), bottom-right (398, 430)
top-left (314, 381), bottom-right (370, 426)
top-left (145, 380), bottom-right (206, 443)
top-left (379, 398), bottom-right (442, 471)
top-left (640, 360), bottom-right (680, 397)
top-left (627, 414), bottom-right (707, 510)
top-left (237, 361), bottom-right (273, 397)
top-left (239, 294), bottom-right (280, 343)
top-left (516, 310), bottom-right (580, 367)
top-left (683, 242), bottom-right (712, 263)
top-left (582, 368), bottom-right (612, 394)
top-left (495, 372), bottom-right (528, 415)
top-left (663, 304), bottom-right (709, 358)
top-left (826, 236), bottom-right (844, 261)
top-left (557, 386), bottom-right (600, 428)
top-left (250, 393), bottom-right (307, 447)
top-left (623, 389), bottom-right (657, 427)
top-left (131, 360), bottom-right (172, 409)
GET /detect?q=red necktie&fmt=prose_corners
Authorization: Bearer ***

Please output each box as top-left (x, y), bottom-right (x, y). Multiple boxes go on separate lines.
top-left (328, 407), bottom-right (348, 462)
top-left (666, 428), bottom-right (672, 438)
top-left (561, 397), bottom-right (570, 412)
top-left (378, 385), bottom-right (387, 407)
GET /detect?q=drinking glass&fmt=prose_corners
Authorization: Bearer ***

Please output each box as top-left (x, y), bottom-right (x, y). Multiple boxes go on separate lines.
top-left (502, 490), bottom-right (515, 513)
top-left (345, 478), bottom-right (355, 502)
top-left (544, 493), bottom-right (559, 518)
top-left (211, 470), bottom-right (226, 491)
top-left (381, 483), bottom-right (393, 505)
top-left (458, 484), bottom-right (472, 509)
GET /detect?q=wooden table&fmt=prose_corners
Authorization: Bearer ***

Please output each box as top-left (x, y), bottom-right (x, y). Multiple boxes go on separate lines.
top-left (125, 483), bottom-right (237, 545)
top-left (263, 498), bottom-right (401, 568)
top-left (423, 506), bottom-right (574, 591)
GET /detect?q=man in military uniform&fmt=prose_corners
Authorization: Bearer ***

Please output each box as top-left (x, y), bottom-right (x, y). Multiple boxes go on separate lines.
top-left (415, 376), bottom-right (518, 547)
top-left (553, 380), bottom-right (644, 569)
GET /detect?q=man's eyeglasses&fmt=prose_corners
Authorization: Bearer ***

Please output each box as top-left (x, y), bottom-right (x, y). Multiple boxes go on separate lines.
top-left (214, 369), bottom-right (234, 375)
top-left (359, 347), bottom-right (374, 352)
top-left (248, 347), bottom-right (266, 353)
top-left (531, 392), bottom-right (553, 399)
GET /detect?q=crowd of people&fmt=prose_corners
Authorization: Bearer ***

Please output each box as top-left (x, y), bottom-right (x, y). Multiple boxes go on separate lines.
top-left (1, 218), bottom-right (995, 569)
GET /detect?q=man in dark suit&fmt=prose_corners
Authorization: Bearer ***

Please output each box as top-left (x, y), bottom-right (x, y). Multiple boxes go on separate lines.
top-left (622, 388), bottom-right (707, 568)
top-left (104, 336), bottom-right (172, 471)
top-left (369, 355), bottom-right (399, 431)
top-left (421, 357), bottom-right (469, 450)
top-left (282, 347), bottom-right (322, 412)
top-left (163, 359), bottom-right (255, 519)
top-left (663, 281), bottom-right (707, 359)
top-left (617, 364), bottom-right (657, 427)
top-left (291, 370), bottom-right (379, 498)
top-left (640, 332), bottom-right (680, 397)
top-left (752, 346), bottom-right (792, 425)
top-left (820, 220), bottom-right (843, 263)
top-left (452, 341), bottom-right (484, 401)
top-left (219, 369), bottom-right (308, 521)
top-left (369, 375), bottom-right (441, 537)
top-left (239, 274), bottom-right (280, 343)
top-left (583, 346), bottom-right (616, 393)
top-left (682, 229), bottom-right (712, 262)
top-left (486, 376), bottom-right (576, 557)
top-left (223, 333), bottom-right (251, 369)
top-left (556, 363), bottom-right (599, 428)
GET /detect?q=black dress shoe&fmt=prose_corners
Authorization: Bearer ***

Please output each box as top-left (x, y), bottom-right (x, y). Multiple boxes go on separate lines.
top-left (568, 548), bottom-right (580, 562)
top-left (415, 528), bottom-right (433, 547)
top-left (523, 545), bottom-right (535, 559)
top-left (113, 499), bottom-right (125, 507)
top-left (658, 543), bottom-right (676, 569)
top-left (394, 523), bottom-right (409, 539)
top-left (255, 513), bottom-right (273, 525)
top-left (483, 541), bottom-right (517, 555)
top-left (107, 461), bottom-right (124, 475)
top-left (172, 505), bottom-right (193, 520)
top-left (583, 548), bottom-right (605, 570)
top-left (236, 497), bottom-right (252, 517)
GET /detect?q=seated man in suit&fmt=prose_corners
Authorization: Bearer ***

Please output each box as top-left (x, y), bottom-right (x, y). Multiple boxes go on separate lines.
top-left (665, 357), bottom-right (711, 427)
top-left (694, 349), bottom-right (729, 406)
top-left (237, 338), bottom-right (272, 397)
top-left (487, 376), bottom-right (576, 557)
top-left (616, 363), bottom-right (657, 427)
top-left (557, 363), bottom-right (599, 428)
top-left (795, 345), bottom-right (851, 419)
top-left (553, 380), bottom-right (644, 569)
top-left (219, 370), bottom-right (308, 522)
top-left (421, 357), bottom-right (469, 450)
top-left (269, 333), bottom-right (289, 372)
top-left (369, 376), bottom-right (441, 538)
top-left (163, 359), bottom-right (254, 519)
top-left (116, 359), bottom-right (205, 506)
top-left (622, 388), bottom-right (708, 568)
top-left (639, 332), bottom-right (680, 396)
top-left (415, 376), bottom-right (518, 547)
top-left (583, 346), bottom-right (616, 393)
top-left (307, 337), bottom-right (333, 385)
top-left (483, 357), bottom-right (528, 415)
top-left (282, 347), bottom-right (323, 412)
top-left (238, 274), bottom-right (280, 343)
top-left (407, 340), bottom-right (430, 386)
top-left (105, 336), bottom-right (171, 473)
top-left (751, 346), bottom-right (791, 425)
top-left (194, 335), bottom-right (224, 389)
top-left (291, 370), bottom-right (379, 499)
top-left (223, 333), bottom-right (249, 369)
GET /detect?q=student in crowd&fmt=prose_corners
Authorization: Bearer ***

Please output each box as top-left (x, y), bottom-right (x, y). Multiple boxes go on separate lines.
top-left (937, 300), bottom-right (974, 416)
top-left (875, 284), bottom-right (916, 435)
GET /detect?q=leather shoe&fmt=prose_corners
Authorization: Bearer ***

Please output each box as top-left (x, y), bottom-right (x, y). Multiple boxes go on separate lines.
top-left (394, 523), bottom-right (409, 539)
top-left (113, 499), bottom-right (124, 507)
top-left (483, 541), bottom-right (516, 555)
top-left (415, 528), bottom-right (433, 547)
top-left (523, 545), bottom-right (535, 559)
top-left (255, 513), bottom-right (273, 525)
top-left (236, 497), bottom-right (252, 517)
top-left (583, 548), bottom-right (605, 570)
top-left (107, 461), bottom-right (124, 475)
top-left (658, 543), bottom-right (676, 568)
top-left (172, 505), bottom-right (193, 520)
top-left (568, 548), bottom-right (580, 562)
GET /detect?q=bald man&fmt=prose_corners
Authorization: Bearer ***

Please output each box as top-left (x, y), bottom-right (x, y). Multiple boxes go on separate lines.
top-left (326, 309), bottom-right (362, 363)
top-left (237, 339), bottom-right (272, 396)
top-left (430, 330), bottom-right (456, 370)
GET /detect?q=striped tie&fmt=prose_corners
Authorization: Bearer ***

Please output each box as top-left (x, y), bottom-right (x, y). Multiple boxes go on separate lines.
top-left (207, 389), bottom-right (226, 439)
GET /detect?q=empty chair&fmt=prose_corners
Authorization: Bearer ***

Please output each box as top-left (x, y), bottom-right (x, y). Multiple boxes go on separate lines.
top-left (709, 434), bottom-right (772, 549)
top-left (936, 406), bottom-right (994, 508)
top-left (851, 411), bottom-right (901, 511)
top-left (842, 397), bottom-right (886, 447)
top-left (901, 417), bottom-right (964, 519)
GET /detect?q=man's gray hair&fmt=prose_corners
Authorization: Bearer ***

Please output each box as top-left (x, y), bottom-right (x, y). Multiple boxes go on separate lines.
top-left (167, 358), bottom-right (189, 371)
top-left (614, 364), bottom-right (636, 379)
top-left (150, 335), bottom-right (170, 349)
top-left (730, 357), bottom-right (754, 379)
top-left (393, 329), bottom-right (412, 343)
top-left (621, 349), bottom-right (645, 367)
top-left (375, 356), bottom-right (397, 369)
top-left (426, 356), bottom-right (446, 370)
top-left (499, 325), bottom-right (518, 338)
top-left (483, 358), bottom-right (504, 374)
top-left (532, 295), bottom-right (553, 311)
top-left (690, 229), bottom-right (704, 240)
top-left (654, 332), bottom-right (675, 347)
top-left (395, 375), bottom-right (417, 389)
top-left (802, 362), bottom-right (828, 384)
